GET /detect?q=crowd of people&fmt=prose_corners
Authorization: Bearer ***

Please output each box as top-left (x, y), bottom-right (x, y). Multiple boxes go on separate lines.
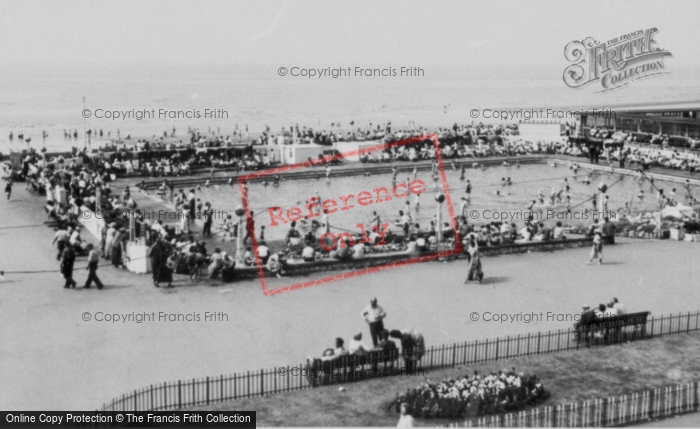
top-left (0, 143), bottom-right (239, 289)
top-left (4, 120), bottom-right (700, 292)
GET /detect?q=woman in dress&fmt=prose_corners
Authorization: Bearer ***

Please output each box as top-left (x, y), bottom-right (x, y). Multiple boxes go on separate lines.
top-left (148, 236), bottom-right (172, 287)
top-left (104, 222), bottom-right (117, 259)
top-left (110, 228), bottom-right (127, 267)
top-left (208, 248), bottom-right (224, 279)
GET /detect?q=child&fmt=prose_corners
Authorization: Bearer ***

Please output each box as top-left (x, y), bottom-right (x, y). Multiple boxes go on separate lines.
top-left (187, 247), bottom-right (200, 282)
top-left (221, 215), bottom-right (233, 241)
top-left (243, 246), bottom-right (254, 266)
top-left (550, 187), bottom-right (556, 206)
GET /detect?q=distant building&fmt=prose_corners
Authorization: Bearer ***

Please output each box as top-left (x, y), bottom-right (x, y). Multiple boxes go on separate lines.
top-left (583, 103), bottom-right (700, 138)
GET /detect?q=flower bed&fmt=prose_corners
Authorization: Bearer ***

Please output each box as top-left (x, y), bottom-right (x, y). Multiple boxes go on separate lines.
top-left (393, 369), bottom-right (548, 419)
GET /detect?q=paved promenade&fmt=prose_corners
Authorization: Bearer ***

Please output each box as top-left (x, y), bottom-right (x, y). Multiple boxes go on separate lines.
top-left (1, 167), bottom-right (699, 411)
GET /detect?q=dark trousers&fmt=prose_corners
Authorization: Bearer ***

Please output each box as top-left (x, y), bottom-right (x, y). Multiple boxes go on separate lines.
top-left (369, 320), bottom-right (384, 346)
top-left (63, 271), bottom-right (77, 288)
top-left (85, 262), bottom-right (104, 289)
top-left (151, 260), bottom-right (161, 283)
top-left (203, 221), bottom-right (212, 237)
top-left (404, 357), bottom-right (415, 375)
top-left (57, 241), bottom-right (66, 260)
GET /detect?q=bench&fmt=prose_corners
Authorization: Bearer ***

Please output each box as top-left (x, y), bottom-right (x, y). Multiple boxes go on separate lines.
top-left (305, 348), bottom-right (399, 387)
top-left (574, 311), bottom-right (651, 345)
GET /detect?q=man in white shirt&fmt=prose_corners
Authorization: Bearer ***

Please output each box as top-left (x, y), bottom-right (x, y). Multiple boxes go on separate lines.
top-left (53, 227), bottom-right (70, 260)
top-left (362, 297), bottom-right (387, 346)
top-left (256, 242), bottom-right (270, 265)
top-left (69, 228), bottom-right (82, 247)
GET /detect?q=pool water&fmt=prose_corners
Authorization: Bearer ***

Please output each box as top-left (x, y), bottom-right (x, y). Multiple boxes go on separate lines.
top-left (187, 164), bottom-right (686, 242)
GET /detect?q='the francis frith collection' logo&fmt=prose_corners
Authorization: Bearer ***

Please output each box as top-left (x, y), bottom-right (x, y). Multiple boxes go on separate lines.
top-left (563, 28), bottom-right (672, 92)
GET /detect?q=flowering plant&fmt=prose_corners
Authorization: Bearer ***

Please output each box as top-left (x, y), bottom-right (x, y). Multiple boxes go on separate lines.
top-left (393, 368), bottom-right (548, 419)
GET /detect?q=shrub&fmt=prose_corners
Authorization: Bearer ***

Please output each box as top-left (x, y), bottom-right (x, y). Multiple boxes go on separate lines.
top-left (393, 369), bottom-right (548, 419)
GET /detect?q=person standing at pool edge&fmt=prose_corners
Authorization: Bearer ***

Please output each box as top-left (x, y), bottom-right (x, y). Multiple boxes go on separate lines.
top-left (244, 211), bottom-right (255, 244)
top-left (362, 297), bottom-right (387, 347)
top-left (203, 202), bottom-right (213, 237)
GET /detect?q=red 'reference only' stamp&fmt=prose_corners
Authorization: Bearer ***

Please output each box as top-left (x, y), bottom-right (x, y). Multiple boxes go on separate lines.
top-left (238, 134), bottom-right (461, 296)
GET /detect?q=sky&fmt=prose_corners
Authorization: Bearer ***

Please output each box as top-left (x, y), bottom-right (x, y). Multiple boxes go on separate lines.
top-left (1, 0), bottom-right (699, 69)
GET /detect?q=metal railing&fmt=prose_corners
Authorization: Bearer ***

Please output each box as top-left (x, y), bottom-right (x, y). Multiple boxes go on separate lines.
top-left (99, 310), bottom-right (700, 412)
top-left (454, 382), bottom-right (700, 427)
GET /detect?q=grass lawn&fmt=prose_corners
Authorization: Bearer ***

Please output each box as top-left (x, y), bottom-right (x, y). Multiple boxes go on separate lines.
top-left (188, 333), bottom-right (700, 426)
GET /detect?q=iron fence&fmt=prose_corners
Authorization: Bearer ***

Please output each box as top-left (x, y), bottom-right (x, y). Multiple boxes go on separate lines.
top-left (454, 382), bottom-right (700, 427)
top-left (99, 310), bottom-right (700, 413)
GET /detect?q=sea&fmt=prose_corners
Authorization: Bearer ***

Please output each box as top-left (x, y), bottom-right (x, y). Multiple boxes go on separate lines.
top-left (1, 62), bottom-right (698, 154)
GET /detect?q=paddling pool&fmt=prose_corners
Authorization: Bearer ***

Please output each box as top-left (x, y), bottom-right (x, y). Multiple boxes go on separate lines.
top-left (178, 163), bottom-right (687, 242)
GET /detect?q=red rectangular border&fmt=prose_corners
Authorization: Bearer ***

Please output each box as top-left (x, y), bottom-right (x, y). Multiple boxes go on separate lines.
top-left (238, 134), bottom-right (461, 296)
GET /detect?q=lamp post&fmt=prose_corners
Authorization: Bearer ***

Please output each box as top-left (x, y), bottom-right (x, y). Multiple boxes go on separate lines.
top-left (129, 209), bottom-right (136, 242)
top-left (597, 182), bottom-right (608, 219)
top-left (235, 205), bottom-right (246, 264)
top-left (435, 192), bottom-right (445, 246)
top-left (95, 185), bottom-right (102, 214)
